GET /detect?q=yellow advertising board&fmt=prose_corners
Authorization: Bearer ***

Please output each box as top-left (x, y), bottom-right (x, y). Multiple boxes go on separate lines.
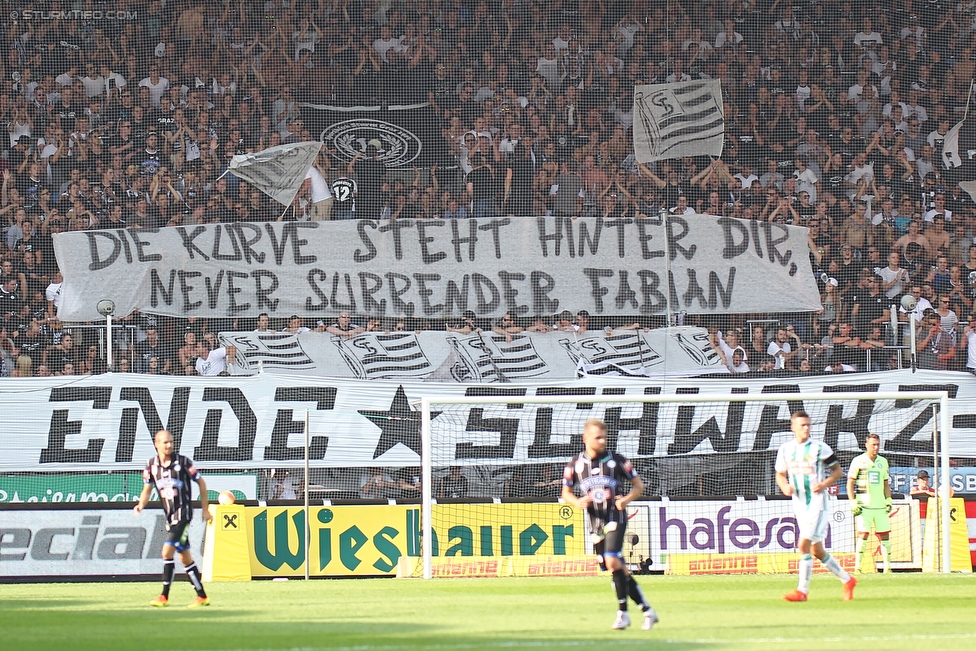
top-left (922, 497), bottom-right (972, 573)
top-left (240, 503), bottom-right (585, 578)
top-left (247, 505), bottom-right (408, 578)
top-left (203, 504), bottom-right (252, 582)
top-left (667, 553), bottom-right (858, 576)
top-left (428, 503), bottom-right (584, 557)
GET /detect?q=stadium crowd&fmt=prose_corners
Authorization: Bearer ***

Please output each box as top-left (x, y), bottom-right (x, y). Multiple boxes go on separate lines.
top-left (2, 0), bottom-right (976, 378)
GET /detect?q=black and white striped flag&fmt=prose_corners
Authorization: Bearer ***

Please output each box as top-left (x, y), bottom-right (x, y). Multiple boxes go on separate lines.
top-left (334, 333), bottom-right (433, 380)
top-left (633, 80), bottom-right (725, 163)
top-left (560, 333), bottom-right (663, 376)
top-left (219, 333), bottom-right (315, 372)
top-left (448, 333), bottom-right (548, 383)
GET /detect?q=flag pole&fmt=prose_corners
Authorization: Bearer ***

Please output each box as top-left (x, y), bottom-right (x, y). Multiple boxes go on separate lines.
top-left (952, 80), bottom-right (976, 204)
top-left (964, 77), bottom-right (974, 121)
top-left (303, 409), bottom-right (310, 581)
top-left (662, 206), bottom-right (672, 329)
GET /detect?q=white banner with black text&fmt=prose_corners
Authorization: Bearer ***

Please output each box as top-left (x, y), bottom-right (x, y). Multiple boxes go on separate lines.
top-left (53, 215), bottom-right (821, 322)
top-left (0, 370), bottom-right (971, 473)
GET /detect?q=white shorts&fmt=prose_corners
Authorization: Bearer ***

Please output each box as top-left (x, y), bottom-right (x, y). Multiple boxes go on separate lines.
top-left (794, 506), bottom-right (830, 544)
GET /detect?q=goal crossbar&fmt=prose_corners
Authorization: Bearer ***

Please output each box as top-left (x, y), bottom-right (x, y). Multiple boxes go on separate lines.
top-left (418, 391), bottom-right (952, 578)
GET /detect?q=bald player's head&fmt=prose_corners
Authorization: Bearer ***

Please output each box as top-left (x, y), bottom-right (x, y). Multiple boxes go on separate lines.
top-left (154, 429), bottom-right (174, 456)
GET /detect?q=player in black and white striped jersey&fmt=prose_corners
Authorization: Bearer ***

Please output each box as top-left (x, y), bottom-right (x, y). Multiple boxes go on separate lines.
top-left (134, 429), bottom-right (212, 608)
top-left (562, 419), bottom-right (658, 631)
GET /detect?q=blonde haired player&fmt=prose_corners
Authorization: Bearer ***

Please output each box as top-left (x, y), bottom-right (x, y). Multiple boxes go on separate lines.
top-left (846, 433), bottom-right (892, 572)
top-left (776, 411), bottom-right (857, 602)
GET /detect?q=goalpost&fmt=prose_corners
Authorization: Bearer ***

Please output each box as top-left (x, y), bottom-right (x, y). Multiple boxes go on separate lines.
top-left (419, 391), bottom-right (953, 579)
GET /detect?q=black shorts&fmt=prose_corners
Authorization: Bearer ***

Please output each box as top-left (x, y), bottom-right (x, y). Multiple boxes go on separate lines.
top-left (592, 514), bottom-right (627, 565)
top-left (164, 520), bottom-right (191, 553)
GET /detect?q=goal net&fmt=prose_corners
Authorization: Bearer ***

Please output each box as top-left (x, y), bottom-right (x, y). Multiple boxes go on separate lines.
top-left (416, 391), bottom-right (953, 579)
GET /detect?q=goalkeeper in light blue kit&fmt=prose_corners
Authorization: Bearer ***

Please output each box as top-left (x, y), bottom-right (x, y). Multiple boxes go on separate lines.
top-left (775, 411), bottom-right (857, 602)
top-left (846, 433), bottom-right (892, 572)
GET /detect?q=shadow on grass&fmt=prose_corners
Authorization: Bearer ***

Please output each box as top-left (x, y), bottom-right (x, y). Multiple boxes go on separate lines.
top-left (4, 598), bottom-right (103, 610)
top-left (1, 607), bottom-right (713, 651)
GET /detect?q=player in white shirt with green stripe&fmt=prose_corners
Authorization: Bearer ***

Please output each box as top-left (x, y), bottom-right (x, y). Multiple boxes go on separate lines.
top-left (775, 411), bottom-right (857, 602)
top-left (846, 433), bottom-right (892, 572)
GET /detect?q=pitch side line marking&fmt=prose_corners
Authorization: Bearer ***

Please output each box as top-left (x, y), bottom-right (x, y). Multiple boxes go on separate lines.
top-left (197, 632), bottom-right (976, 651)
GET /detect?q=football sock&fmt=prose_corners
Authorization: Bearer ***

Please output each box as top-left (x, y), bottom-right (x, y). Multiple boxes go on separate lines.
top-left (821, 553), bottom-right (851, 582)
top-left (627, 575), bottom-right (650, 611)
top-left (612, 569), bottom-right (628, 611)
top-left (184, 562), bottom-right (207, 598)
top-left (161, 559), bottom-right (175, 597)
top-left (881, 538), bottom-right (892, 571)
top-left (797, 554), bottom-right (813, 594)
top-left (854, 537), bottom-right (866, 570)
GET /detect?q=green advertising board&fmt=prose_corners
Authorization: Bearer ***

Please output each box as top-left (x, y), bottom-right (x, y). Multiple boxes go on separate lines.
top-left (0, 474), bottom-right (258, 503)
top-left (0, 474), bottom-right (145, 503)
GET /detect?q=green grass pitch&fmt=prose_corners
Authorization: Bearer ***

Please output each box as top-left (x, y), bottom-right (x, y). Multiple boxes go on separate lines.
top-left (3, 574), bottom-right (976, 651)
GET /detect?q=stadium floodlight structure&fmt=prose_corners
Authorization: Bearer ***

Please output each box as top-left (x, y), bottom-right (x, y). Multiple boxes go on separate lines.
top-left (419, 391), bottom-right (953, 579)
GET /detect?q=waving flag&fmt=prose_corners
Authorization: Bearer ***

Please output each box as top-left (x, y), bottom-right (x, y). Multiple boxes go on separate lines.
top-left (227, 142), bottom-right (322, 207)
top-left (633, 80), bottom-right (725, 163)
top-left (943, 80), bottom-right (976, 201)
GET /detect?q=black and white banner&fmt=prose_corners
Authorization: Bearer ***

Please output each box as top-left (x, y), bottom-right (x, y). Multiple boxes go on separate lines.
top-left (218, 326), bottom-right (722, 380)
top-left (633, 80), bottom-right (725, 163)
top-left (0, 370), bottom-right (972, 472)
top-left (53, 215), bottom-right (820, 322)
top-left (304, 102), bottom-right (450, 168)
